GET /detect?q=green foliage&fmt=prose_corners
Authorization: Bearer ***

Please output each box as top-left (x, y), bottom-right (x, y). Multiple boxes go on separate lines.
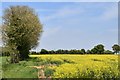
top-left (0, 47), bottom-right (10, 56)
top-left (86, 50), bottom-right (91, 54)
top-left (112, 44), bottom-right (120, 54)
top-left (2, 6), bottom-right (43, 61)
top-left (91, 44), bottom-right (105, 54)
top-left (2, 57), bottom-right (38, 78)
top-left (41, 49), bottom-right (48, 54)
top-left (44, 67), bottom-right (55, 77)
top-left (30, 44), bottom-right (119, 55)
top-left (81, 49), bottom-right (86, 54)
top-left (104, 50), bottom-right (113, 54)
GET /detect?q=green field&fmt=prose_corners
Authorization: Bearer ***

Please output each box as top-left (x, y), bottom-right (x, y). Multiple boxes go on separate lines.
top-left (2, 54), bottom-right (119, 79)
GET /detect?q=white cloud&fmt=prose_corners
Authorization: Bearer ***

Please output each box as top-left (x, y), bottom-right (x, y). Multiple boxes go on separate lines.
top-left (42, 6), bottom-right (84, 22)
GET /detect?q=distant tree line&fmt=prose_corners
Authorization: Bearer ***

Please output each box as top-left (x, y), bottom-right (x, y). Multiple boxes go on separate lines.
top-left (30, 44), bottom-right (120, 55)
top-left (1, 44), bottom-right (120, 56)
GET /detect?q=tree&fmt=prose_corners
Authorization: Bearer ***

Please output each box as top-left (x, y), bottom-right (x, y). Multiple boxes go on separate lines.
top-left (91, 48), bottom-right (97, 54)
top-left (2, 6), bottom-right (43, 62)
top-left (86, 50), bottom-right (91, 54)
top-left (40, 49), bottom-right (48, 54)
top-left (112, 44), bottom-right (120, 54)
top-left (104, 50), bottom-right (113, 54)
top-left (81, 49), bottom-right (86, 54)
top-left (95, 44), bottom-right (104, 54)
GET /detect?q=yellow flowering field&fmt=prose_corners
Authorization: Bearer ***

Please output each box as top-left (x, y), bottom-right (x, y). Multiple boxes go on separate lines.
top-left (30, 55), bottom-right (119, 78)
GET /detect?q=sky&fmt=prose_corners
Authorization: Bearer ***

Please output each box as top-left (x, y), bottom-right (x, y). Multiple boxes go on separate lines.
top-left (1, 2), bottom-right (118, 51)
top-left (1, 0), bottom-right (120, 2)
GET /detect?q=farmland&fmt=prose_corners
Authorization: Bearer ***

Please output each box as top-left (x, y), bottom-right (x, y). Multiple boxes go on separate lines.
top-left (2, 54), bottom-right (119, 79)
top-left (1, 2), bottom-right (120, 80)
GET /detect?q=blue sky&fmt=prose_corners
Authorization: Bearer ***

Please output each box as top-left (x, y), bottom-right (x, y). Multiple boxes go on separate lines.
top-left (1, 0), bottom-right (120, 2)
top-left (1, 2), bottom-right (118, 51)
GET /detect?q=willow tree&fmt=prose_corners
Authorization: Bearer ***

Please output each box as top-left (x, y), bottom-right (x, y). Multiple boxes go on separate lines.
top-left (2, 6), bottom-right (43, 63)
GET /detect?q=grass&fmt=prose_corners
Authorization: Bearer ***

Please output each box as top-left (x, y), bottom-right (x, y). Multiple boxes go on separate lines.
top-left (2, 57), bottom-right (38, 78)
top-left (1, 54), bottom-right (119, 78)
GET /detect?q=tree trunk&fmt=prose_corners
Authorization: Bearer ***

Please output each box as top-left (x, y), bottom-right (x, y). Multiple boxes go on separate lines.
top-left (10, 53), bottom-right (19, 63)
top-left (17, 46), bottom-right (29, 60)
top-left (19, 50), bottom-right (29, 60)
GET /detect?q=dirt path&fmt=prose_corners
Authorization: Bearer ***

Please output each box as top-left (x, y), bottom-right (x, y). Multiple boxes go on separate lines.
top-left (28, 64), bottom-right (56, 79)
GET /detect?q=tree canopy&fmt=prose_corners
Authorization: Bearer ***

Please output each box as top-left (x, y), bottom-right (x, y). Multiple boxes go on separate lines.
top-left (112, 44), bottom-right (120, 54)
top-left (2, 6), bottom-right (43, 62)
